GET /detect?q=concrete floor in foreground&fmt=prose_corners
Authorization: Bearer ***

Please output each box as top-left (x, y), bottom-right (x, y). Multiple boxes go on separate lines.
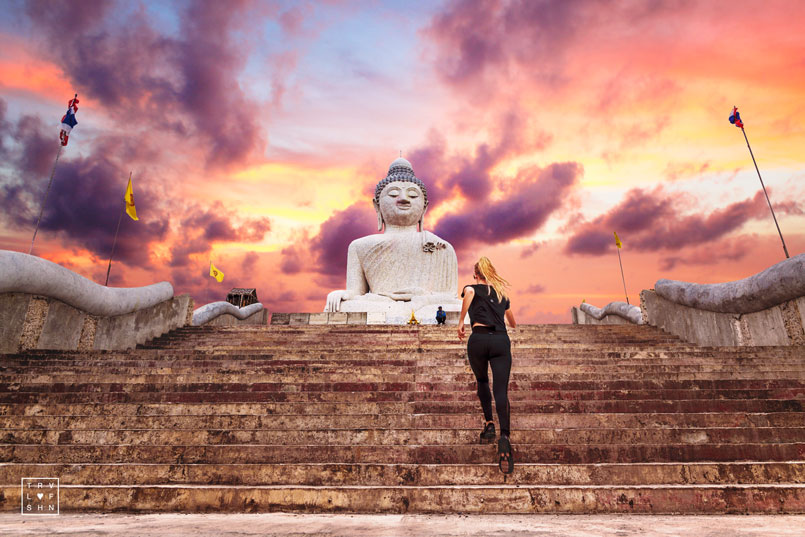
top-left (2, 513), bottom-right (805, 536)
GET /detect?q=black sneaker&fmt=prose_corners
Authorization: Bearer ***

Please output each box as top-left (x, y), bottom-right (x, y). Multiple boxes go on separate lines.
top-left (479, 422), bottom-right (496, 444)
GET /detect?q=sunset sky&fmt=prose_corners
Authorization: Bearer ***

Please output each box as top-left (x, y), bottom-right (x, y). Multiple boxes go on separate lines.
top-left (1, 0), bottom-right (803, 323)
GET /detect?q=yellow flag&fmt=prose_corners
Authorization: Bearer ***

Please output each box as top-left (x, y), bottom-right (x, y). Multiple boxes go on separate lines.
top-left (124, 173), bottom-right (138, 221)
top-left (613, 231), bottom-right (622, 249)
top-left (210, 262), bottom-right (224, 282)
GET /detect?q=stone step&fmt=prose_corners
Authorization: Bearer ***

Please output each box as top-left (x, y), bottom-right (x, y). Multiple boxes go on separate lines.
top-left (3, 399), bottom-right (803, 415)
top-left (3, 412), bottom-right (803, 430)
top-left (16, 346), bottom-right (773, 357)
top-left (12, 343), bottom-right (800, 353)
top-left (1, 390), bottom-right (803, 410)
top-left (414, 400), bottom-right (805, 414)
top-left (4, 442), bottom-right (805, 464)
top-left (6, 361), bottom-right (804, 376)
top-left (4, 352), bottom-right (803, 366)
top-left (127, 346), bottom-right (793, 356)
top-left (3, 376), bottom-right (804, 392)
top-left (4, 427), bottom-right (805, 446)
top-left (6, 370), bottom-right (805, 383)
top-left (2, 384), bottom-right (804, 404)
top-left (3, 461), bottom-right (804, 486)
top-left (6, 483), bottom-right (805, 514)
top-left (7, 362), bottom-right (805, 374)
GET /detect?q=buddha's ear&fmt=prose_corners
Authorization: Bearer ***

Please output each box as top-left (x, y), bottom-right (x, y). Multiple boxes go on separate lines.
top-left (418, 206), bottom-right (427, 232)
top-left (374, 201), bottom-right (384, 232)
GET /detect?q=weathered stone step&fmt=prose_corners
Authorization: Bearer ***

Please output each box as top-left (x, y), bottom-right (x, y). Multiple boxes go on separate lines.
top-left (7, 363), bottom-right (805, 377)
top-left (4, 353), bottom-right (802, 368)
top-left (0, 401), bottom-right (412, 416)
top-left (414, 399), bottom-right (805, 414)
top-left (127, 345), bottom-right (792, 356)
top-left (4, 427), bottom-right (804, 446)
top-left (3, 461), bottom-right (803, 486)
top-left (11, 341), bottom-right (799, 352)
top-left (3, 412), bottom-right (803, 430)
top-left (3, 375), bottom-right (803, 392)
top-left (1, 460), bottom-right (802, 488)
top-left (16, 347), bottom-right (793, 360)
top-left (1, 390), bottom-right (802, 410)
top-left (2, 398), bottom-right (803, 415)
top-left (6, 369), bottom-right (805, 383)
top-left (4, 442), bottom-right (805, 464)
top-left (3, 483), bottom-right (805, 513)
top-left (6, 362), bottom-right (804, 378)
top-left (3, 384), bottom-right (804, 404)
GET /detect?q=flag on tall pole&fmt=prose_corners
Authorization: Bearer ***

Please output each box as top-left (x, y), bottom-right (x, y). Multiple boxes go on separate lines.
top-left (60, 95), bottom-right (79, 146)
top-left (614, 231), bottom-right (629, 305)
top-left (729, 106), bottom-right (789, 259)
top-left (124, 173), bottom-right (138, 221)
top-left (29, 94), bottom-right (79, 255)
top-left (105, 172), bottom-right (137, 286)
top-left (210, 261), bottom-right (225, 282)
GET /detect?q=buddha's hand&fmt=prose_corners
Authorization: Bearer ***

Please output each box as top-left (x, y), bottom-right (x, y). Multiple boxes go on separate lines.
top-left (386, 287), bottom-right (426, 301)
top-left (325, 290), bottom-right (349, 312)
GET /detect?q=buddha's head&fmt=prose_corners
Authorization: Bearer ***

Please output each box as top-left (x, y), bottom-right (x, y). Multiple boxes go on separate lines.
top-left (373, 158), bottom-right (429, 231)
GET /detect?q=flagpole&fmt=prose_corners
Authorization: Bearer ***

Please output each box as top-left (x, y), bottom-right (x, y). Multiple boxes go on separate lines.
top-left (104, 207), bottom-right (125, 286)
top-left (28, 143), bottom-right (64, 255)
top-left (616, 248), bottom-right (629, 305)
top-left (740, 125), bottom-right (789, 259)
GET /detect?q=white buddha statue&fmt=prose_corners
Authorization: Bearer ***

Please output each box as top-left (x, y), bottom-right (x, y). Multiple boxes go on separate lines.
top-left (324, 157), bottom-right (461, 323)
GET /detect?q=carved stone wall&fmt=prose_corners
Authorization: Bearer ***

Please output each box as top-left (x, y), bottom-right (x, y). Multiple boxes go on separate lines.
top-left (1, 292), bottom-right (192, 353)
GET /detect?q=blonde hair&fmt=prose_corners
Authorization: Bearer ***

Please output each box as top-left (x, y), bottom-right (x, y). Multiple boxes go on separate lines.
top-left (474, 256), bottom-right (510, 303)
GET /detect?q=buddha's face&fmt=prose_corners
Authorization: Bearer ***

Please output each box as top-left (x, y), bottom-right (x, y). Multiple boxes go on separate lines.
top-left (377, 181), bottom-right (425, 227)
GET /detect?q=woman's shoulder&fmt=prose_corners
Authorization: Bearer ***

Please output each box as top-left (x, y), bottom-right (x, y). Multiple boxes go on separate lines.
top-left (461, 284), bottom-right (478, 297)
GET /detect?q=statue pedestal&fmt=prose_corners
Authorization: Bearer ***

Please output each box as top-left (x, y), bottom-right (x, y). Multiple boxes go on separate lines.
top-left (339, 296), bottom-right (462, 325)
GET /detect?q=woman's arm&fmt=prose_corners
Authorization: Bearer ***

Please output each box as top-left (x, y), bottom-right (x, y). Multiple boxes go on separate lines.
top-left (505, 307), bottom-right (516, 329)
top-left (457, 286), bottom-right (474, 341)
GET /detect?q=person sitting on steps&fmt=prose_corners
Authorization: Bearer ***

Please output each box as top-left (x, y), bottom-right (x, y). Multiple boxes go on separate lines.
top-left (457, 256), bottom-right (516, 474)
top-left (435, 306), bottom-right (447, 325)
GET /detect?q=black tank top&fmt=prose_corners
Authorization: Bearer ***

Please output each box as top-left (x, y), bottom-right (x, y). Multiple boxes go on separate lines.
top-left (462, 284), bottom-right (510, 332)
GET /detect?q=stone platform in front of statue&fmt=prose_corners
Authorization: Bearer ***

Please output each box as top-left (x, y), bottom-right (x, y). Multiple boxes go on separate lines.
top-left (272, 307), bottom-right (463, 326)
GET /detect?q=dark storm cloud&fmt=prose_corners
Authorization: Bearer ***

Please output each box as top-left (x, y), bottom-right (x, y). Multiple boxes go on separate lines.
top-left (306, 202), bottom-right (377, 277)
top-left (406, 112), bottom-right (551, 211)
top-left (169, 202), bottom-right (271, 268)
top-left (0, 109), bottom-right (169, 266)
top-left (183, 202), bottom-right (271, 243)
top-left (425, 0), bottom-right (581, 87)
top-left (659, 237), bottom-right (751, 271)
top-left (434, 162), bottom-right (583, 250)
top-left (24, 0), bottom-right (267, 169)
top-left (426, 0), bottom-right (690, 89)
top-left (564, 188), bottom-right (802, 256)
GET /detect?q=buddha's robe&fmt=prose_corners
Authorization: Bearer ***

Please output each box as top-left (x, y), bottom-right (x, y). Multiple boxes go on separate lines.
top-left (351, 231), bottom-right (457, 301)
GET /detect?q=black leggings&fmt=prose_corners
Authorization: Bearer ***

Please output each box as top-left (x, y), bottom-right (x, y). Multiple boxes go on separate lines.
top-left (467, 326), bottom-right (512, 436)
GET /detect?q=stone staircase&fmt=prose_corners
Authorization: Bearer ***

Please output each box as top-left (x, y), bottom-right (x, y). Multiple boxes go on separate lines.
top-left (1, 324), bottom-right (804, 513)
